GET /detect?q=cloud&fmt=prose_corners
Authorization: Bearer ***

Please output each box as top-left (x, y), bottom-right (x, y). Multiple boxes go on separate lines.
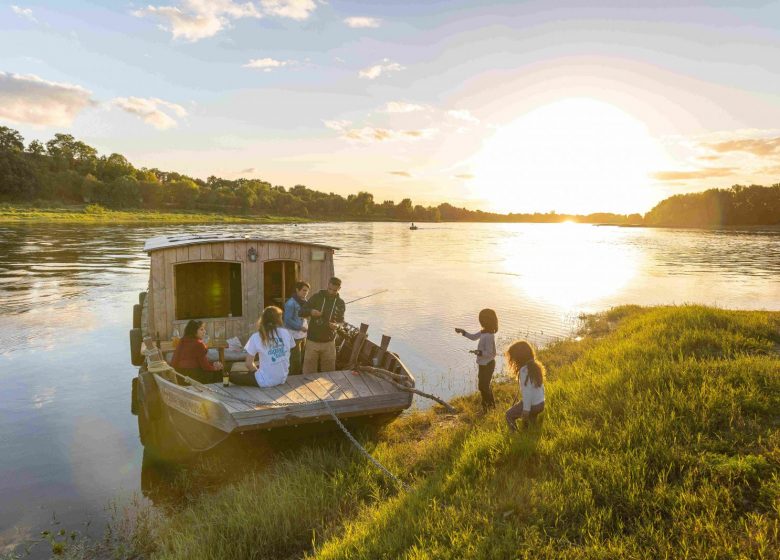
top-left (241, 167), bottom-right (256, 173)
top-left (359, 59), bottom-right (404, 80)
top-left (652, 168), bottom-right (735, 181)
top-left (383, 101), bottom-right (424, 113)
top-left (111, 96), bottom-right (188, 129)
top-left (243, 57), bottom-right (289, 71)
top-left (11, 5), bottom-right (37, 22)
top-left (323, 119), bottom-right (351, 131)
top-left (706, 137), bottom-right (780, 156)
top-left (344, 16), bottom-right (380, 28)
top-left (0, 72), bottom-right (94, 126)
top-left (389, 171), bottom-right (411, 177)
top-left (133, 1), bottom-right (262, 41)
top-left (260, 0), bottom-right (316, 20)
top-left (341, 126), bottom-right (437, 143)
top-left (134, 0), bottom-right (318, 41)
top-left (455, 173), bottom-right (474, 179)
top-left (447, 109), bottom-right (479, 124)
top-left (759, 165), bottom-right (780, 175)
top-left (697, 155), bottom-right (721, 161)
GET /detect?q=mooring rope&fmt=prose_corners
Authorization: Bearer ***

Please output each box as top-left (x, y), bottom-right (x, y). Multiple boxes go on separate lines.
top-left (147, 345), bottom-right (452, 492)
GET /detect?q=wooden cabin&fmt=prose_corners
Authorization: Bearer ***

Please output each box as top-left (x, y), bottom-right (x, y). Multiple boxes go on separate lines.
top-left (142, 233), bottom-right (338, 341)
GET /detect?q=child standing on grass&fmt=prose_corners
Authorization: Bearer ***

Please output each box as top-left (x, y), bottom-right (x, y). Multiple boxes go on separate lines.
top-left (504, 340), bottom-right (546, 432)
top-left (455, 308), bottom-right (499, 411)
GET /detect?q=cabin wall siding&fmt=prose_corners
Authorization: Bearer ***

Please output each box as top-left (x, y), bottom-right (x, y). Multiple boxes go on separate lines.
top-left (148, 241), bottom-right (330, 341)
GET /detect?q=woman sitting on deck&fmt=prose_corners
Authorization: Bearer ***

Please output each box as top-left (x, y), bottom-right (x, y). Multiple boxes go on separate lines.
top-left (171, 320), bottom-right (224, 384)
top-left (231, 306), bottom-right (295, 388)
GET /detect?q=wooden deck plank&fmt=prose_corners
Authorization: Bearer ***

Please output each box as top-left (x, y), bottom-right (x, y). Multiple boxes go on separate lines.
top-left (276, 380), bottom-right (312, 404)
top-left (359, 372), bottom-right (393, 396)
top-left (230, 384), bottom-right (275, 409)
top-left (346, 369), bottom-right (376, 396)
top-left (322, 371), bottom-right (360, 399)
top-left (302, 376), bottom-right (335, 401)
top-left (259, 383), bottom-right (296, 405)
top-left (331, 370), bottom-right (371, 398)
top-left (284, 376), bottom-right (320, 403)
top-left (311, 375), bottom-right (349, 400)
top-left (232, 393), bottom-right (411, 424)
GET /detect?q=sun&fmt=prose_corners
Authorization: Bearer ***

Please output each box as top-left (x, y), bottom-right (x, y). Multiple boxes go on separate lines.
top-left (470, 98), bottom-right (668, 214)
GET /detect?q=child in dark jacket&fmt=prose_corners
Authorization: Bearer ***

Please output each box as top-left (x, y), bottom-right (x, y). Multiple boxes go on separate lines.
top-left (455, 308), bottom-right (498, 411)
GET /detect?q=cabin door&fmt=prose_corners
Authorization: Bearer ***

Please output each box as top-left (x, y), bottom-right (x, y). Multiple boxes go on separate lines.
top-left (263, 260), bottom-right (300, 308)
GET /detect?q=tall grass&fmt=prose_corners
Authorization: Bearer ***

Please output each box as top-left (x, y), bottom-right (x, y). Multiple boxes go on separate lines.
top-left (0, 203), bottom-right (309, 224)
top-left (51, 305), bottom-right (780, 559)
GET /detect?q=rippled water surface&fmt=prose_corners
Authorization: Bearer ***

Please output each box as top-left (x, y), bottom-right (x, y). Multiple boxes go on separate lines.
top-left (1, 222), bottom-right (779, 552)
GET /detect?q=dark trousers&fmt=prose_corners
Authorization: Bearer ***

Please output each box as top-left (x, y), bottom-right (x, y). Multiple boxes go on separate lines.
top-left (477, 360), bottom-right (496, 410)
top-left (229, 370), bottom-right (260, 387)
top-left (179, 368), bottom-right (222, 384)
top-left (289, 338), bottom-right (305, 375)
top-left (506, 400), bottom-right (545, 432)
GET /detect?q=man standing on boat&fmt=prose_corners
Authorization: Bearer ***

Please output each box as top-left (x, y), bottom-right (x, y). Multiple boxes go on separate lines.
top-left (299, 277), bottom-right (345, 374)
top-left (283, 281), bottom-right (310, 375)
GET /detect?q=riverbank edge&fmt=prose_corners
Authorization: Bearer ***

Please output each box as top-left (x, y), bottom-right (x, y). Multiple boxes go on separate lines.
top-left (11, 304), bottom-right (780, 559)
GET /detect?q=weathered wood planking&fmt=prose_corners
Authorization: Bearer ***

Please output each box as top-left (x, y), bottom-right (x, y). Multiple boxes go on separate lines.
top-left (145, 240), bottom-right (333, 339)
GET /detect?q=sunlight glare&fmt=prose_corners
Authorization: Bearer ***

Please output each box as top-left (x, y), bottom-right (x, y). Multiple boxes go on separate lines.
top-left (471, 98), bottom-right (667, 214)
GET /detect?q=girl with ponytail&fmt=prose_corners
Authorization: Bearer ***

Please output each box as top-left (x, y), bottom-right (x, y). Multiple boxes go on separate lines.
top-left (504, 340), bottom-right (546, 431)
top-left (235, 306), bottom-right (295, 387)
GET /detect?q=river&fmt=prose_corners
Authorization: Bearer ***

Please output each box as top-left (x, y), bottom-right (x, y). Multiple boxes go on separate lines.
top-left (1, 221), bottom-right (779, 554)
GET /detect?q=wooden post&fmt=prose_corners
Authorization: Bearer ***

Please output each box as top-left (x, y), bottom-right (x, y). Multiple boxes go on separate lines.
top-left (376, 335), bottom-right (391, 367)
top-left (348, 323), bottom-right (369, 368)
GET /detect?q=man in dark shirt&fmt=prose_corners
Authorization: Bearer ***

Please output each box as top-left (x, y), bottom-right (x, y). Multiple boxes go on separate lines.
top-left (299, 277), bottom-right (345, 374)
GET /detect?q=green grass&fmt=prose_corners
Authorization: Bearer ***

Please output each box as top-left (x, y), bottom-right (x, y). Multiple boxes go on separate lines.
top-left (46, 305), bottom-right (780, 559)
top-left (0, 203), bottom-right (310, 224)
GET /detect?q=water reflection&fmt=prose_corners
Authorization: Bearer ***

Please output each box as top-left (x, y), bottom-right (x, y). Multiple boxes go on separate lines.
top-left (0, 222), bottom-right (779, 557)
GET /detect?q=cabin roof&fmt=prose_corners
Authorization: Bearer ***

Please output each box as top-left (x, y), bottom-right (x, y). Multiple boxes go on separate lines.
top-left (143, 233), bottom-right (339, 253)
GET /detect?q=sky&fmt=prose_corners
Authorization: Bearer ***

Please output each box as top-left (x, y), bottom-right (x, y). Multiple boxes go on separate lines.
top-left (2, 0), bottom-right (780, 214)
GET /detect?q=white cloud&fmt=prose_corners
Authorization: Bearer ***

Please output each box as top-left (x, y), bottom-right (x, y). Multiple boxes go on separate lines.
top-left (133, 0), bottom-right (262, 41)
top-left (340, 126), bottom-right (437, 143)
top-left (344, 16), bottom-right (380, 28)
top-left (243, 57), bottom-right (289, 71)
top-left (323, 119), bottom-right (352, 131)
top-left (260, 0), bottom-right (316, 20)
top-left (383, 101), bottom-right (424, 113)
top-left (0, 72), bottom-right (94, 126)
top-left (359, 59), bottom-right (404, 80)
top-left (112, 96), bottom-right (188, 130)
top-left (11, 5), bottom-right (37, 22)
top-left (447, 109), bottom-right (479, 124)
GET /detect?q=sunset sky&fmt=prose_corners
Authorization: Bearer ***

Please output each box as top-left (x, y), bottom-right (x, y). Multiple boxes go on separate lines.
top-left (2, 0), bottom-right (780, 214)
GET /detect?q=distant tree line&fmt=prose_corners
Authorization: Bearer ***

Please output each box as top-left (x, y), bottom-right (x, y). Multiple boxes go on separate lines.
top-left (645, 184), bottom-right (780, 227)
top-left (9, 125), bottom-right (776, 226)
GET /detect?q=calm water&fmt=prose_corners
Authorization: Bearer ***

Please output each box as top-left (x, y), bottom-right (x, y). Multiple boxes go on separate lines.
top-left (1, 222), bottom-right (779, 553)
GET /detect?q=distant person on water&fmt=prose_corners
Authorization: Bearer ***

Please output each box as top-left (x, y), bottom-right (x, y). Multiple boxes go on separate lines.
top-left (455, 308), bottom-right (498, 411)
top-left (504, 340), bottom-right (546, 432)
top-left (283, 281), bottom-right (310, 375)
top-left (234, 306), bottom-right (295, 387)
top-left (171, 320), bottom-right (223, 384)
top-left (299, 277), bottom-right (346, 374)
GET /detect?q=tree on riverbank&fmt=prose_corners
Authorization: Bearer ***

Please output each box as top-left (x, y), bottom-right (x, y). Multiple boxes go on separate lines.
top-left (645, 184), bottom-right (780, 227)
top-left (5, 125), bottom-right (778, 225)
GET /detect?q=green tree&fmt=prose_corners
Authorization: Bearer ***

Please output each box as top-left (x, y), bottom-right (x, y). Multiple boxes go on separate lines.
top-left (0, 126), bottom-right (24, 152)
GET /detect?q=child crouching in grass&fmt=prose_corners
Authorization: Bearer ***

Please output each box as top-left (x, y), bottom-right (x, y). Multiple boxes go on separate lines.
top-left (505, 340), bottom-right (546, 431)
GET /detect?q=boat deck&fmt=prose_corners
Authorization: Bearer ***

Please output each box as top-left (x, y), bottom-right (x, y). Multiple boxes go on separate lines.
top-left (171, 369), bottom-right (412, 431)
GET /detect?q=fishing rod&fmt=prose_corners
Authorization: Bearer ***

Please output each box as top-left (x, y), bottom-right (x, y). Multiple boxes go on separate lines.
top-left (345, 289), bottom-right (389, 305)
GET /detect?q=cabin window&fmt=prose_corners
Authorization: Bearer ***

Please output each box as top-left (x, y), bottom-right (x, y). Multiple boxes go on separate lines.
top-left (264, 260), bottom-right (300, 308)
top-left (174, 262), bottom-right (242, 320)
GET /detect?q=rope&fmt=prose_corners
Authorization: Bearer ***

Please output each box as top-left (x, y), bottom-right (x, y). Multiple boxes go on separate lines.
top-left (162, 368), bottom-right (410, 491)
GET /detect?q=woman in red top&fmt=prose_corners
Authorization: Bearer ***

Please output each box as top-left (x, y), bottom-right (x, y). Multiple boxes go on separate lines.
top-left (171, 320), bottom-right (223, 384)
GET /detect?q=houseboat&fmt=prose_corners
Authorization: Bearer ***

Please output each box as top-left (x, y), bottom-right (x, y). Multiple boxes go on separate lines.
top-left (129, 233), bottom-right (415, 457)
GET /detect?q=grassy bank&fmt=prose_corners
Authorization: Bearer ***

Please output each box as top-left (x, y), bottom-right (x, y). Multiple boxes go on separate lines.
top-left (0, 203), bottom-right (309, 224)
top-left (63, 305), bottom-right (780, 559)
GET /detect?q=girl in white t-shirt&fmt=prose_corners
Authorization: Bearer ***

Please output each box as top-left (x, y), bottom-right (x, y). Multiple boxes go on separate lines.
top-left (504, 340), bottom-right (546, 432)
top-left (234, 306), bottom-right (294, 388)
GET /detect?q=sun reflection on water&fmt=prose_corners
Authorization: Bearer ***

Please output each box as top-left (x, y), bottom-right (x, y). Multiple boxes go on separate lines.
top-left (498, 224), bottom-right (641, 310)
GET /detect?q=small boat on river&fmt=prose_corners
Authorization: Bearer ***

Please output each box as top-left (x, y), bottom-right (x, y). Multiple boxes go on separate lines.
top-left (129, 234), bottom-right (415, 458)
